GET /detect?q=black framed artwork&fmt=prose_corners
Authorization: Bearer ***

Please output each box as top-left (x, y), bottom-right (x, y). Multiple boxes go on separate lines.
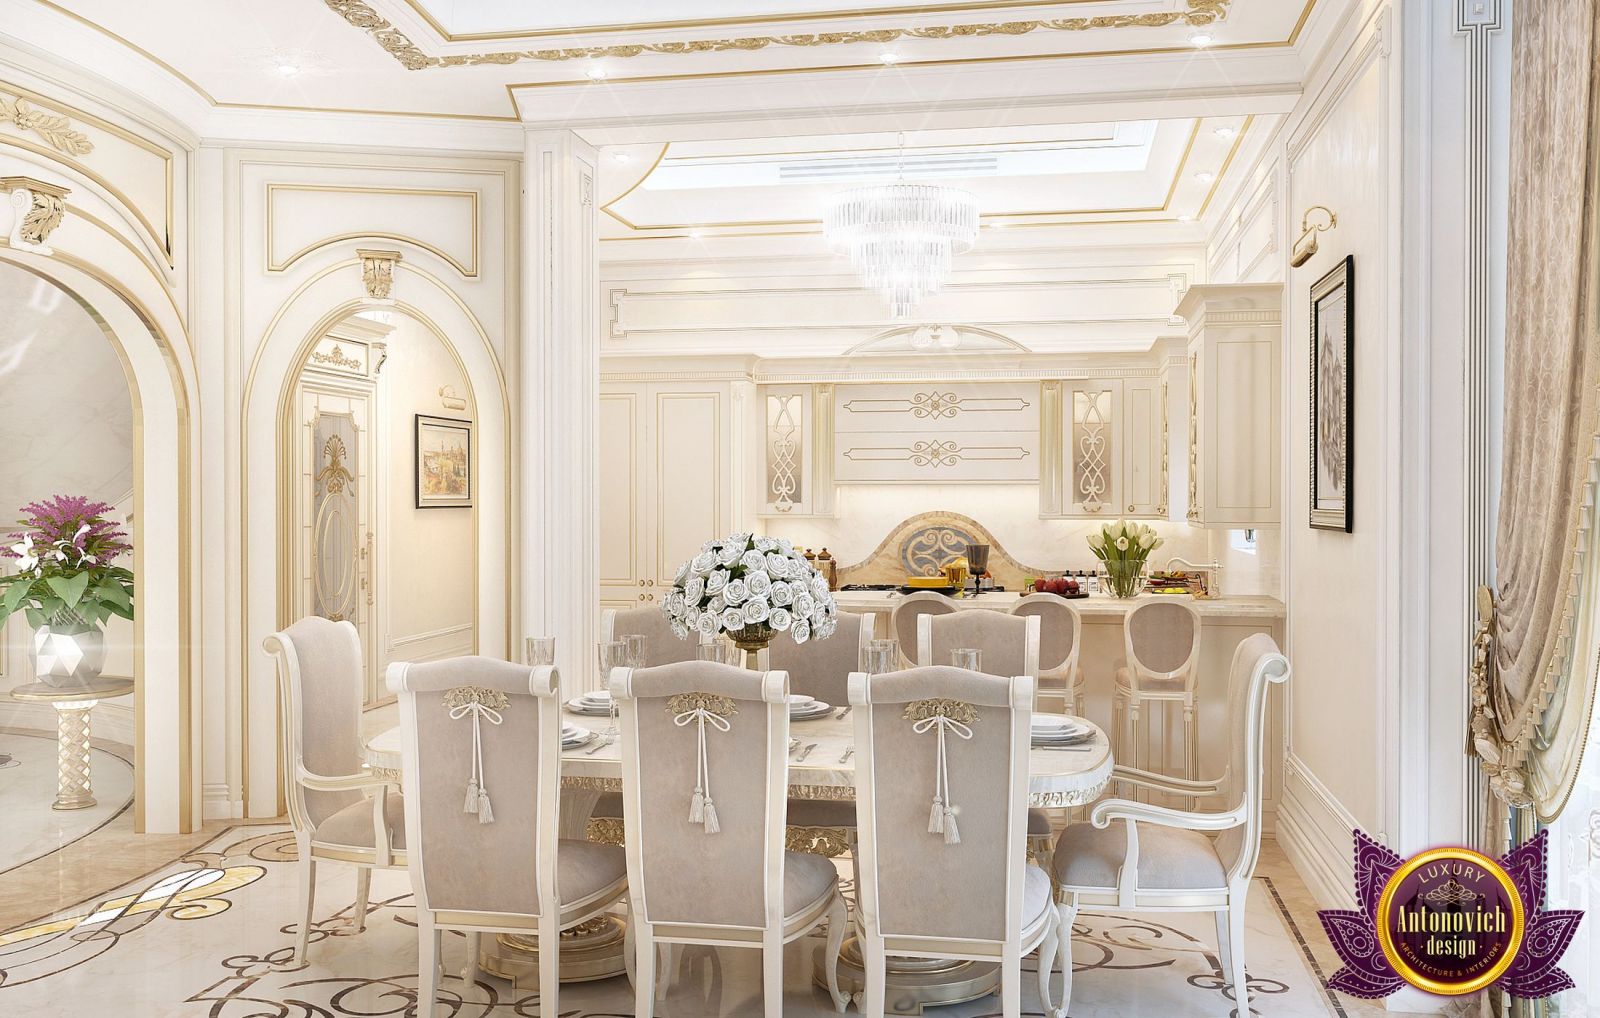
top-left (1309, 255), bottom-right (1354, 532)
top-left (415, 414), bottom-right (472, 509)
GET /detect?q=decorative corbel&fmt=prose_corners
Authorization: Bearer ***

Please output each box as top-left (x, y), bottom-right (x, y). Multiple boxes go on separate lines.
top-left (357, 248), bottom-right (401, 302)
top-left (0, 176), bottom-right (70, 254)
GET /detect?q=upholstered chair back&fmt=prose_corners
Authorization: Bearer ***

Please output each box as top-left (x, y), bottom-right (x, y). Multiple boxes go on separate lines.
top-left (1211, 634), bottom-right (1291, 883)
top-left (849, 666), bottom-right (1035, 945)
top-left (1009, 593), bottom-right (1081, 677)
top-left (1123, 600), bottom-right (1203, 685)
top-left (388, 656), bottom-right (559, 919)
top-left (266, 616), bottom-right (365, 831)
top-left (769, 610), bottom-right (873, 705)
top-left (602, 605), bottom-right (701, 666)
top-left (918, 610), bottom-right (1040, 679)
top-left (612, 661), bottom-right (790, 931)
top-left (890, 591), bottom-right (958, 659)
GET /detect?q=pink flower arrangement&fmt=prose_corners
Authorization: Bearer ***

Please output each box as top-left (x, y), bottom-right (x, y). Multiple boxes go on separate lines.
top-left (0, 494), bottom-right (134, 633)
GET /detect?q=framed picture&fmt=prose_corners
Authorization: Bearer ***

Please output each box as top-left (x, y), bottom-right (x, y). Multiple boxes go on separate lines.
top-left (415, 414), bottom-right (472, 509)
top-left (1309, 255), bottom-right (1354, 532)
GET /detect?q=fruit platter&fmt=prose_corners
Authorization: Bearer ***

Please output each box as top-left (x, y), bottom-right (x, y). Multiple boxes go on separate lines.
top-left (1031, 575), bottom-right (1088, 599)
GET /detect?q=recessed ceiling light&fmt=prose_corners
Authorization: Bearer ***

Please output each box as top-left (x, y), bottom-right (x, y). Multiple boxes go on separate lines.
top-left (586, 66), bottom-right (608, 80)
top-left (879, 52), bottom-right (900, 65)
top-left (612, 151), bottom-right (633, 163)
top-left (1213, 126), bottom-right (1236, 139)
top-left (1189, 31), bottom-right (1214, 47)
top-left (1194, 172), bottom-right (1216, 184)
top-left (687, 229), bottom-right (706, 239)
top-left (276, 62), bottom-right (299, 76)
top-left (1177, 213), bottom-right (1194, 222)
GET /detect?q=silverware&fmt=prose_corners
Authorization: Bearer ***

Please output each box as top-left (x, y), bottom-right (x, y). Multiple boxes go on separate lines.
top-left (585, 732), bottom-right (615, 755)
top-left (789, 737), bottom-right (801, 753)
top-left (836, 706), bottom-right (852, 720)
top-left (795, 742), bottom-right (818, 763)
top-left (838, 746), bottom-right (855, 764)
top-left (1036, 745), bottom-right (1094, 752)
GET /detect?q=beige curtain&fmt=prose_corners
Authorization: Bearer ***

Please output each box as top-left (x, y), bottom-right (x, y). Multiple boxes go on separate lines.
top-left (1480, 0), bottom-right (1600, 820)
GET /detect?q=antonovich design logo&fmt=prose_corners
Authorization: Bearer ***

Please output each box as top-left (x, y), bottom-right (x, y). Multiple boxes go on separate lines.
top-left (1319, 829), bottom-right (1582, 999)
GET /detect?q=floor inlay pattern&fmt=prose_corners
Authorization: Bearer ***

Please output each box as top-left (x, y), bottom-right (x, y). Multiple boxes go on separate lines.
top-left (0, 824), bottom-right (1352, 1017)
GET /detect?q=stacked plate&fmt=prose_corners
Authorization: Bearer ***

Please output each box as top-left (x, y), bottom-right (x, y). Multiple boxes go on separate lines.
top-left (788, 694), bottom-right (834, 721)
top-left (1032, 715), bottom-right (1095, 748)
top-left (566, 690), bottom-right (616, 717)
top-left (562, 722), bottom-right (596, 749)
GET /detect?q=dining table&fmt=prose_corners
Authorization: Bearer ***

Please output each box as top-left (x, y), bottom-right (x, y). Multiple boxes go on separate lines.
top-left (364, 705), bottom-right (1113, 1012)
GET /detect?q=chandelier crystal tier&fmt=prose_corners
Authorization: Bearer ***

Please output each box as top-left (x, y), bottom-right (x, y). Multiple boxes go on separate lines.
top-left (824, 181), bottom-right (979, 319)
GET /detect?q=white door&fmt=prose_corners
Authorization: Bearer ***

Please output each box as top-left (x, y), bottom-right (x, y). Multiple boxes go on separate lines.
top-left (296, 382), bottom-right (382, 702)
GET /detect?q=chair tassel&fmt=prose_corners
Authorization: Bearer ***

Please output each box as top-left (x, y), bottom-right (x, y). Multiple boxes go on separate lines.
top-left (476, 787), bottom-right (495, 825)
top-left (929, 795), bottom-right (945, 835)
top-left (702, 796), bottom-right (721, 835)
top-left (689, 787), bottom-right (706, 824)
top-left (942, 806), bottom-right (961, 845)
top-left (464, 778), bottom-right (481, 815)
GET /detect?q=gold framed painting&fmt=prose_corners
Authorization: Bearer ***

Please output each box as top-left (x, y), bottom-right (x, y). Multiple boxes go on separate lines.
top-left (415, 414), bottom-right (471, 509)
top-left (1309, 255), bottom-right (1353, 532)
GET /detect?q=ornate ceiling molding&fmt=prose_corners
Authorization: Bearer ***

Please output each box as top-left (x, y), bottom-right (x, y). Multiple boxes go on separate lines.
top-left (326, 0), bottom-right (1232, 71)
top-left (0, 94), bottom-right (93, 155)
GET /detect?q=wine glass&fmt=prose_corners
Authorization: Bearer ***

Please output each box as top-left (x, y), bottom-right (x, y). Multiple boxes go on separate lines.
top-left (863, 639), bottom-right (897, 675)
top-left (526, 636), bottom-right (555, 667)
top-left (623, 634), bottom-right (647, 670)
top-left (950, 648), bottom-right (982, 671)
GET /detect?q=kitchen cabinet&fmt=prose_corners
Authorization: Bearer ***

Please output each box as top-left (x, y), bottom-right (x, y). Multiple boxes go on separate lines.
top-left (832, 381), bottom-right (1040, 484)
top-left (1175, 283), bottom-right (1283, 528)
top-left (1041, 375), bottom-right (1166, 518)
top-left (756, 383), bottom-right (835, 517)
top-left (599, 381), bottom-right (735, 610)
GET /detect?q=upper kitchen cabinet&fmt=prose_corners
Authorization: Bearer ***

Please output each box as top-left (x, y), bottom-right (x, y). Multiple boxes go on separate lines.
top-left (599, 380), bottom-right (746, 610)
top-left (832, 382), bottom-right (1040, 483)
top-left (1175, 283), bottom-right (1283, 528)
top-left (1040, 373), bottom-right (1165, 519)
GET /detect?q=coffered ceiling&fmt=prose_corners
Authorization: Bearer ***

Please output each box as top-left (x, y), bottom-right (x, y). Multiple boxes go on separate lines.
top-left (30, 0), bottom-right (1322, 122)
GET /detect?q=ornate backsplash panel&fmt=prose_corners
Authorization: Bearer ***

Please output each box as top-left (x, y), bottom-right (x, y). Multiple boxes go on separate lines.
top-left (836, 512), bottom-right (1053, 589)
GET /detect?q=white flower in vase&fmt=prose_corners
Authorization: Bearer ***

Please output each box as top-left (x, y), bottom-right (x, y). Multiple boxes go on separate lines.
top-left (716, 544), bottom-right (742, 567)
top-left (793, 591), bottom-right (816, 617)
top-left (770, 581), bottom-right (794, 606)
top-left (740, 549), bottom-right (767, 572)
top-left (747, 570), bottom-right (772, 598)
top-left (743, 598), bottom-right (771, 623)
top-left (754, 536), bottom-right (778, 552)
top-left (706, 569), bottom-right (729, 594)
top-left (695, 612), bottom-right (717, 636)
top-left (691, 550), bottom-right (716, 573)
top-left (723, 578), bottom-right (749, 604)
top-left (708, 594), bottom-right (726, 614)
top-left (671, 621), bottom-right (689, 640)
top-left (769, 607), bottom-right (793, 631)
top-left (720, 606), bottom-right (746, 631)
top-left (766, 552), bottom-right (791, 578)
top-left (685, 576), bottom-right (705, 602)
top-left (792, 619), bottom-right (812, 644)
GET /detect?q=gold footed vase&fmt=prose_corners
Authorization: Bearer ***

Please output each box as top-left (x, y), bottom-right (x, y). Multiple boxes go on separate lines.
top-left (730, 622), bottom-right (775, 669)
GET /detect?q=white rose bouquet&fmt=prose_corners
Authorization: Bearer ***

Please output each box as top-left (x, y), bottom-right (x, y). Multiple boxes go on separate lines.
top-left (663, 532), bottom-right (838, 648)
top-left (1087, 519), bottom-right (1162, 598)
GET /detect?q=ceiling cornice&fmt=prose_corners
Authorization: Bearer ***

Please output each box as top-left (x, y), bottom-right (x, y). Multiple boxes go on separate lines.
top-left (330, 0), bottom-right (1234, 70)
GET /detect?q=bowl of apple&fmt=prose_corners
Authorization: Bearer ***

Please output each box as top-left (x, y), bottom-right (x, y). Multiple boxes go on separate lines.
top-left (1033, 575), bottom-right (1088, 599)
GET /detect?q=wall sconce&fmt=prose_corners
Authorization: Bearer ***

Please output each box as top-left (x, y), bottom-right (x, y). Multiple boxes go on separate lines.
top-left (1291, 205), bottom-right (1337, 267)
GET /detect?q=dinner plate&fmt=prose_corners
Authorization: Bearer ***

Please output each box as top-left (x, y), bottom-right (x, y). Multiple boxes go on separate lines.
top-left (786, 694), bottom-right (816, 706)
top-left (566, 697), bottom-right (617, 715)
top-left (562, 731), bottom-right (598, 750)
top-left (790, 701), bottom-right (833, 720)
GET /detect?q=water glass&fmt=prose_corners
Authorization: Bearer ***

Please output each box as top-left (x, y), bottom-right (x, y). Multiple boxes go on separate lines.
top-left (950, 647), bottom-right (982, 671)
top-left (526, 636), bottom-right (555, 666)
top-left (623, 633), bottom-right (647, 669)
top-left (598, 640), bottom-right (628, 684)
top-left (862, 639), bottom-right (898, 675)
top-left (696, 640), bottom-right (727, 663)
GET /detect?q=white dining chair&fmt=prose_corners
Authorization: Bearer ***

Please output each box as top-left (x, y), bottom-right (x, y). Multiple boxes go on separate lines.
top-left (889, 590), bottom-right (959, 665)
top-left (916, 609), bottom-right (1040, 679)
top-left (1010, 593), bottom-right (1084, 714)
top-left (1111, 599), bottom-right (1204, 791)
top-left (263, 616), bottom-right (405, 966)
top-left (601, 605), bottom-right (701, 667)
top-left (848, 664), bottom-right (1060, 1018)
top-left (388, 656), bottom-right (629, 1017)
top-left (611, 659), bottom-right (849, 1018)
top-left (1052, 633), bottom-right (1290, 1012)
top-left (769, 609), bottom-right (874, 705)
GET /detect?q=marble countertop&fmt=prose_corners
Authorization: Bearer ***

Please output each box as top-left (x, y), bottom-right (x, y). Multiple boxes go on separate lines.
top-left (830, 589), bottom-right (1285, 619)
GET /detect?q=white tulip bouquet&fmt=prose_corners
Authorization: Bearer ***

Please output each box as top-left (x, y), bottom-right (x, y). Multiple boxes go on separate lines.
top-left (664, 533), bottom-right (838, 648)
top-left (1087, 519), bottom-right (1162, 598)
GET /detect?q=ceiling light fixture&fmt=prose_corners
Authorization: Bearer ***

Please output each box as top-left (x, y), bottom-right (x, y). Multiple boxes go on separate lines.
top-left (879, 52), bottom-right (900, 65)
top-left (612, 151), bottom-right (633, 163)
top-left (1213, 126), bottom-right (1236, 139)
top-left (1194, 172), bottom-right (1215, 184)
top-left (586, 66), bottom-right (608, 80)
top-left (276, 62), bottom-right (299, 76)
top-left (824, 133), bottom-right (978, 320)
top-left (1189, 31), bottom-right (1214, 47)
top-left (687, 228), bottom-right (706, 239)
top-left (1177, 213), bottom-right (1194, 222)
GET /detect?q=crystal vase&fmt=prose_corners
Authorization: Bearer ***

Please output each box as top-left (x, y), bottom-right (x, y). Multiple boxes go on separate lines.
top-left (1103, 563), bottom-right (1147, 599)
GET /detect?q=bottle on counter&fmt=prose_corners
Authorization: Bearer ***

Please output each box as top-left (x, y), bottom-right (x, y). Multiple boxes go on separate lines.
top-left (817, 547), bottom-right (837, 589)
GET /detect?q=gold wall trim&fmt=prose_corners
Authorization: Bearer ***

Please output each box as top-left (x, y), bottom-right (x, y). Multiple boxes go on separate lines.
top-left (265, 182), bottom-right (480, 277)
top-left (0, 80), bottom-right (174, 265)
top-left (332, 0), bottom-right (1232, 69)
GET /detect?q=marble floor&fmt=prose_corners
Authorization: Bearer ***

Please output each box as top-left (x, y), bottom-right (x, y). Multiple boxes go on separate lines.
top-left (0, 731), bottom-right (1423, 1017)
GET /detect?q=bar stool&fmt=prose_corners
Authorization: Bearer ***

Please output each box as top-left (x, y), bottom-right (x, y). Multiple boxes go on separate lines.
top-left (1009, 593), bottom-right (1084, 714)
top-left (1112, 600), bottom-right (1203, 796)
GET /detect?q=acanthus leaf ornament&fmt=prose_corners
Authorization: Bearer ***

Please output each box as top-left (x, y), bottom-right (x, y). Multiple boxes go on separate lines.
top-left (0, 96), bottom-right (92, 155)
top-left (356, 248), bottom-right (401, 301)
top-left (0, 176), bottom-right (70, 254)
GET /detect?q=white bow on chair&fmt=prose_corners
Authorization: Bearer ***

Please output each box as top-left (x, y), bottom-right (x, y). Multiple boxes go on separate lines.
top-left (907, 698), bottom-right (979, 845)
top-left (447, 688), bottom-right (506, 825)
top-left (669, 692), bottom-right (738, 835)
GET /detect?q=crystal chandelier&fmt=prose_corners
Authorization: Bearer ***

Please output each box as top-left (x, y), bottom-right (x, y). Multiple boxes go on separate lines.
top-left (824, 180), bottom-right (978, 319)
